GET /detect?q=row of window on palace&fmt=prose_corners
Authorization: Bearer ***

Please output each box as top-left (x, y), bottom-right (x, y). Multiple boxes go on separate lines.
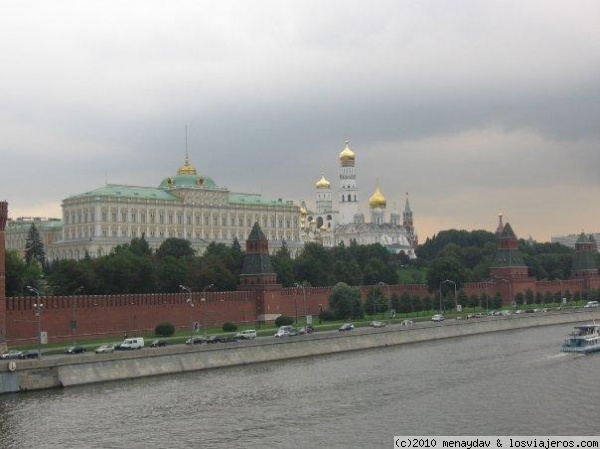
top-left (64, 208), bottom-right (299, 229)
top-left (61, 225), bottom-right (300, 242)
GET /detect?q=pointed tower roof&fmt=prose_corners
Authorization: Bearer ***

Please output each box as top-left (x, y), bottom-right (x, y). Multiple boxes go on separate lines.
top-left (404, 192), bottom-right (412, 213)
top-left (495, 213), bottom-right (504, 236)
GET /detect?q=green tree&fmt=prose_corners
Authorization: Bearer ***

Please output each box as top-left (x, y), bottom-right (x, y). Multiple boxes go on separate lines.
top-left (156, 238), bottom-right (195, 259)
top-left (25, 222), bottom-right (46, 267)
top-left (328, 282), bottom-right (363, 320)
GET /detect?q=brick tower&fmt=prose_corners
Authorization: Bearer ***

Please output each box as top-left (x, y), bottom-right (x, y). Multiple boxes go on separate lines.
top-left (489, 217), bottom-right (529, 279)
top-left (0, 201), bottom-right (8, 352)
top-left (238, 222), bottom-right (279, 290)
top-left (571, 232), bottom-right (599, 282)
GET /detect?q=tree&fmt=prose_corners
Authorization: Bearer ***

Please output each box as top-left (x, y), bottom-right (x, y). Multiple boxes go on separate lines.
top-left (156, 238), bottom-right (195, 259)
top-left (25, 222), bottom-right (46, 267)
top-left (328, 282), bottom-right (363, 320)
top-left (426, 256), bottom-right (468, 293)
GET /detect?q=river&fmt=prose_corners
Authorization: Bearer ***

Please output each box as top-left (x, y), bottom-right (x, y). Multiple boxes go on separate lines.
top-left (0, 322), bottom-right (597, 448)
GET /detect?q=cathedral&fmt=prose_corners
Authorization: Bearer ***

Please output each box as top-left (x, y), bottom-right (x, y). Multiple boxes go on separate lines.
top-left (302, 141), bottom-right (418, 257)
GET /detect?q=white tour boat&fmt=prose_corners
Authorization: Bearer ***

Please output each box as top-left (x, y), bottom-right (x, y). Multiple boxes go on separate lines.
top-left (561, 322), bottom-right (600, 354)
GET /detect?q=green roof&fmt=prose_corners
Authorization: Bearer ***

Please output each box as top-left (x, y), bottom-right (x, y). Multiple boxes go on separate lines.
top-left (68, 184), bottom-right (179, 201)
top-left (158, 173), bottom-right (218, 190)
top-left (229, 194), bottom-right (293, 207)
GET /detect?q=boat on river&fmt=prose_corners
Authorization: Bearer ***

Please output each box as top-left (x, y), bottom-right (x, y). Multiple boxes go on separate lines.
top-left (561, 322), bottom-right (600, 354)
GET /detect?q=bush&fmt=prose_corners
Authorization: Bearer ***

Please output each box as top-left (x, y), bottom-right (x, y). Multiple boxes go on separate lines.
top-left (155, 322), bottom-right (175, 337)
top-left (222, 322), bottom-right (237, 332)
top-left (274, 315), bottom-right (294, 327)
top-left (320, 310), bottom-right (335, 322)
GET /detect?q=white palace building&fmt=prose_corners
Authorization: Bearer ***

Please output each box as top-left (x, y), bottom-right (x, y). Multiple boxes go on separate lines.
top-left (7, 154), bottom-right (303, 261)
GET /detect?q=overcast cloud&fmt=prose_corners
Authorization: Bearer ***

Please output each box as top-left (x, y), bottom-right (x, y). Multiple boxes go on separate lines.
top-left (1, 0), bottom-right (599, 242)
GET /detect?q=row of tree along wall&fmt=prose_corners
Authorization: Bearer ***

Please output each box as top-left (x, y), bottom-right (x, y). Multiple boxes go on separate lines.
top-left (6, 278), bottom-right (598, 346)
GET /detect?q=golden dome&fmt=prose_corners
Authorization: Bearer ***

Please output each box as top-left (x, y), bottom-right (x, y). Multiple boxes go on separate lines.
top-left (177, 153), bottom-right (197, 175)
top-left (315, 174), bottom-right (331, 189)
top-left (338, 140), bottom-right (356, 162)
top-left (369, 186), bottom-right (387, 209)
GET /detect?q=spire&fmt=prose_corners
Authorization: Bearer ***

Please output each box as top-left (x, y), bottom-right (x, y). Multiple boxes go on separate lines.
top-left (177, 127), bottom-right (197, 175)
top-left (404, 192), bottom-right (411, 213)
top-left (495, 213), bottom-right (504, 236)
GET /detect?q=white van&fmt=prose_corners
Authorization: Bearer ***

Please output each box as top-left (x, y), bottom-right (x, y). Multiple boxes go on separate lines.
top-left (120, 337), bottom-right (145, 349)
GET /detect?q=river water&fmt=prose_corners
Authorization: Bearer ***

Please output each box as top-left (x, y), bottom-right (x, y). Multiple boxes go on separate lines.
top-left (0, 323), bottom-right (597, 448)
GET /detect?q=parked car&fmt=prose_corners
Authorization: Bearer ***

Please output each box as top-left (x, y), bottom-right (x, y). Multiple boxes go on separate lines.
top-left (400, 319), bottom-right (414, 326)
top-left (65, 345), bottom-right (86, 354)
top-left (120, 337), bottom-right (145, 350)
top-left (234, 330), bottom-right (257, 340)
top-left (1, 351), bottom-right (24, 360)
top-left (338, 323), bottom-right (355, 331)
top-left (95, 344), bottom-right (116, 354)
top-left (370, 321), bottom-right (387, 328)
top-left (274, 326), bottom-right (298, 338)
top-left (185, 336), bottom-right (206, 345)
top-left (19, 350), bottom-right (39, 359)
top-left (206, 335), bottom-right (226, 344)
top-left (298, 325), bottom-right (315, 335)
top-left (584, 301), bottom-right (599, 308)
top-left (431, 314), bottom-right (444, 322)
top-left (150, 339), bottom-right (168, 347)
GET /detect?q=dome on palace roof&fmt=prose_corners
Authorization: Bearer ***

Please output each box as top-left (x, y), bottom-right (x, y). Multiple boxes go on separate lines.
top-left (369, 186), bottom-right (387, 209)
top-left (159, 154), bottom-right (218, 189)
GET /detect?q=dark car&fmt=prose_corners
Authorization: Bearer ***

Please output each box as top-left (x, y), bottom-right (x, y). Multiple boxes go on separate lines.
top-left (299, 325), bottom-right (315, 335)
top-left (206, 335), bottom-right (226, 344)
top-left (65, 345), bottom-right (86, 354)
top-left (150, 339), bottom-right (168, 348)
top-left (19, 350), bottom-right (39, 359)
top-left (338, 323), bottom-right (355, 331)
top-left (185, 336), bottom-right (206, 345)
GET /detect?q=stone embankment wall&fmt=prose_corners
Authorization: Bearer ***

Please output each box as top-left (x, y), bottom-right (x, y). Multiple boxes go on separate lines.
top-left (0, 311), bottom-right (592, 395)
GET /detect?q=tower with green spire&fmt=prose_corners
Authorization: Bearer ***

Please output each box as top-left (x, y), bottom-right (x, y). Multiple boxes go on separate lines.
top-left (239, 222), bottom-right (279, 290)
top-left (571, 232), bottom-right (598, 279)
top-left (402, 192), bottom-right (418, 247)
top-left (489, 215), bottom-right (529, 279)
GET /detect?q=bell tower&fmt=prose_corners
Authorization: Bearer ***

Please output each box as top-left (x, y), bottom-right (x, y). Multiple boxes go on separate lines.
top-left (0, 201), bottom-right (8, 352)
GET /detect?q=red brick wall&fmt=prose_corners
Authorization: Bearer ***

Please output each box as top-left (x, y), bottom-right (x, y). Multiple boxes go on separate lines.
top-left (5, 279), bottom-right (597, 346)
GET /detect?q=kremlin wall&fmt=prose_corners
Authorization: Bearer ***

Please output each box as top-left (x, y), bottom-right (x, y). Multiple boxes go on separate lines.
top-left (1, 200), bottom-right (598, 348)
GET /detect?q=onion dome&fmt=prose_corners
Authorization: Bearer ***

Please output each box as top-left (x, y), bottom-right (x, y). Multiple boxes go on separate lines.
top-left (339, 140), bottom-right (356, 164)
top-left (177, 154), bottom-right (197, 175)
top-left (369, 186), bottom-right (387, 209)
top-left (315, 174), bottom-right (331, 189)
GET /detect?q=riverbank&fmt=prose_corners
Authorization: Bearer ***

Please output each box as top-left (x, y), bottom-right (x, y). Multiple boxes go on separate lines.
top-left (0, 310), bottom-right (594, 395)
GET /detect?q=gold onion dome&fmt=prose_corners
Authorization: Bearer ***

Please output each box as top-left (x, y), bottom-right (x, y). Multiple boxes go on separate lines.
top-left (315, 174), bottom-right (331, 189)
top-left (338, 140), bottom-right (356, 162)
top-left (369, 186), bottom-right (387, 209)
top-left (177, 155), bottom-right (197, 175)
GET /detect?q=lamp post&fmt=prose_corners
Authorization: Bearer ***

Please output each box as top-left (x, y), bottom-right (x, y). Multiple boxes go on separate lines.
top-left (201, 284), bottom-right (214, 335)
top-left (71, 286), bottom-right (84, 346)
top-left (294, 283), bottom-right (307, 323)
top-left (441, 279), bottom-right (457, 312)
top-left (484, 280), bottom-right (494, 313)
top-left (378, 281), bottom-right (391, 320)
top-left (292, 285), bottom-right (299, 325)
top-left (26, 286), bottom-right (43, 358)
top-left (179, 285), bottom-right (194, 342)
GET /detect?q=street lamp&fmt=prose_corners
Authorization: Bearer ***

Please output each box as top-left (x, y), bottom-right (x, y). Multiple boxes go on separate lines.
top-left (26, 286), bottom-right (43, 358)
top-left (378, 281), bottom-right (391, 320)
top-left (179, 285), bottom-right (194, 342)
top-left (71, 286), bottom-right (84, 346)
top-left (294, 283), bottom-right (307, 323)
top-left (201, 284), bottom-right (214, 335)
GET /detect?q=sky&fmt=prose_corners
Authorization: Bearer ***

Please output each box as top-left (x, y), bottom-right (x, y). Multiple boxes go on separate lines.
top-left (1, 1), bottom-right (599, 243)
